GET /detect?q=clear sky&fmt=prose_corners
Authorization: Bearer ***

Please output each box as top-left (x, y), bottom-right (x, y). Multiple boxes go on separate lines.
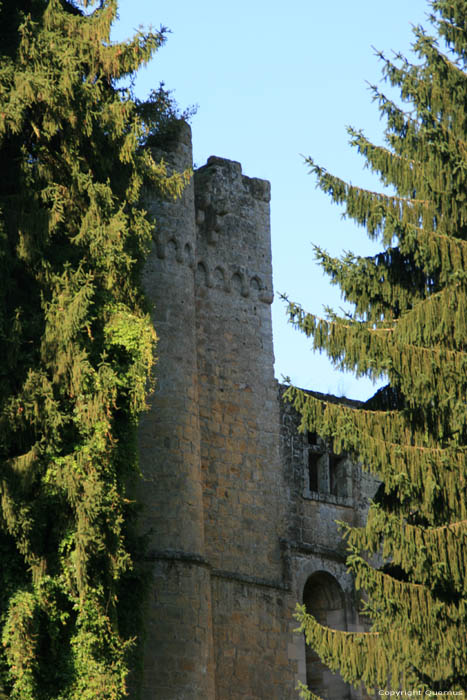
top-left (112, 0), bottom-right (430, 400)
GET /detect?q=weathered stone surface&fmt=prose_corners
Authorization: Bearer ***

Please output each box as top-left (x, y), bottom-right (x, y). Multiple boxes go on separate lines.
top-left (137, 122), bottom-right (215, 699)
top-left (137, 123), bottom-right (377, 699)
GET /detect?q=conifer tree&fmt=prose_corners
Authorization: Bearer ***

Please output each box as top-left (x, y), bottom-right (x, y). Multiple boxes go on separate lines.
top-left (0, 1), bottom-right (188, 698)
top-left (286, 1), bottom-right (467, 696)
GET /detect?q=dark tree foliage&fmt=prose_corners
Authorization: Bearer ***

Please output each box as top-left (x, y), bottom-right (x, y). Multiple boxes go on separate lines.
top-left (0, 1), bottom-right (188, 698)
top-left (286, 1), bottom-right (467, 696)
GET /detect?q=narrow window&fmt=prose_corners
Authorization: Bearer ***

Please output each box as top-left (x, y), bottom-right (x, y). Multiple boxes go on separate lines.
top-left (329, 455), bottom-right (348, 498)
top-left (308, 451), bottom-right (320, 492)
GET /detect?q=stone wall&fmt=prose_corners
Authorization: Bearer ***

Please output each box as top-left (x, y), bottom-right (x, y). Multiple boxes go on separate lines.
top-left (194, 156), bottom-right (283, 578)
top-left (279, 388), bottom-right (376, 699)
top-left (137, 123), bottom-right (377, 699)
top-left (137, 124), bottom-right (215, 699)
top-left (193, 156), bottom-right (297, 698)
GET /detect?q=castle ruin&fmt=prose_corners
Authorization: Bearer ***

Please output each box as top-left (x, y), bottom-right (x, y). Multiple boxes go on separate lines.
top-left (137, 123), bottom-right (376, 700)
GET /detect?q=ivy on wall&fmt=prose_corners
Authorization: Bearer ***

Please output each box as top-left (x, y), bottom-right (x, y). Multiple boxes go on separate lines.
top-left (0, 1), bottom-right (189, 697)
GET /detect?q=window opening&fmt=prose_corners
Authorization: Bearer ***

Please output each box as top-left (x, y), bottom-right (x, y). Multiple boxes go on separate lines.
top-left (308, 451), bottom-right (320, 492)
top-left (305, 433), bottom-right (351, 502)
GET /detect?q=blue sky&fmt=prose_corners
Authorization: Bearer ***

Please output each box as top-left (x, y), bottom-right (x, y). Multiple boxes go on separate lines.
top-left (112, 0), bottom-right (430, 400)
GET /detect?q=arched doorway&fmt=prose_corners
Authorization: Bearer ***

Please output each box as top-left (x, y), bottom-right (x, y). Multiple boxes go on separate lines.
top-left (303, 571), bottom-right (351, 700)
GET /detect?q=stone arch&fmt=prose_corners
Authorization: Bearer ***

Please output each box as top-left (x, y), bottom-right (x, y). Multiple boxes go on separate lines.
top-left (166, 237), bottom-right (183, 263)
top-left (302, 571), bottom-right (351, 700)
top-left (231, 270), bottom-right (249, 297)
top-left (213, 265), bottom-right (226, 290)
top-left (184, 242), bottom-right (195, 268)
top-left (231, 271), bottom-right (243, 293)
top-left (250, 275), bottom-right (262, 292)
top-left (196, 261), bottom-right (208, 286)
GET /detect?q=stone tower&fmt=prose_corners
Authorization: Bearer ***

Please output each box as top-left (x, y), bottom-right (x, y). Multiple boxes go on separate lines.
top-left (137, 123), bottom-right (375, 700)
top-left (138, 124), bottom-right (215, 698)
top-left (192, 153), bottom-right (294, 698)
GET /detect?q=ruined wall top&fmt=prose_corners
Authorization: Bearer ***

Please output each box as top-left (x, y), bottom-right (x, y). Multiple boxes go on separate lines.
top-left (148, 122), bottom-right (274, 306)
top-left (194, 149), bottom-right (273, 305)
top-left (196, 155), bottom-right (270, 203)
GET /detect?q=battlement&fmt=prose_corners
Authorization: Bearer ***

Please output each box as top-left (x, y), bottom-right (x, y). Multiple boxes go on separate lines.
top-left (194, 156), bottom-right (273, 305)
top-left (196, 155), bottom-right (270, 203)
top-left (150, 133), bottom-right (274, 305)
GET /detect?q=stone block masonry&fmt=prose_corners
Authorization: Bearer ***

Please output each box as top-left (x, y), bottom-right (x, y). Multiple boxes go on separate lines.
top-left (194, 155), bottom-right (284, 581)
top-left (137, 123), bottom-right (215, 699)
top-left (137, 122), bottom-right (376, 699)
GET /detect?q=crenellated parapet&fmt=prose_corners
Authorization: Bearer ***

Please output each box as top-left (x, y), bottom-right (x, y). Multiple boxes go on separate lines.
top-left (194, 155), bottom-right (274, 305)
top-left (194, 156), bottom-right (270, 242)
top-left (151, 154), bottom-right (274, 304)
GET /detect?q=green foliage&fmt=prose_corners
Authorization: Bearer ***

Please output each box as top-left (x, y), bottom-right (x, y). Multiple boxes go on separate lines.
top-left (287, 0), bottom-right (467, 694)
top-left (296, 680), bottom-right (323, 700)
top-left (0, 1), bottom-right (188, 697)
